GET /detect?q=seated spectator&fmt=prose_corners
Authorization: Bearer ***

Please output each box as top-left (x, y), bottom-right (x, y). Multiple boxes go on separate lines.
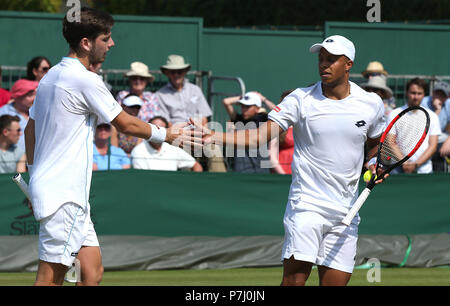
top-left (111, 94), bottom-right (144, 155)
top-left (0, 79), bottom-right (38, 151)
top-left (387, 78), bottom-right (441, 174)
top-left (131, 116), bottom-right (203, 172)
top-left (223, 92), bottom-right (271, 173)
top-left (93, 122), bottom-right (130, 171)
top-left (361, 75), bottom-right (394, 117)
top-left (116, 61), bottom-right (160, 122)
top-left (0, 115), bottom-right (26, 173)
top-left (157, 54), bottom-right (212, 125)
top-left (361, 61), bottom-right (388, 80)
top-left (421, 80), bottom-right (450, 171)
top-left (0, 67), bottom-right (11, 107)
top-left (439, 131), bottom-right (450, 161)
top-left (26, 56), bottom-right (51, 82)
top-left (361, 61), bottom-right (396, 111)
top-left (269, 89), bottom-right (294, 175)
top-left (157, 54), bottom-right (226, 172)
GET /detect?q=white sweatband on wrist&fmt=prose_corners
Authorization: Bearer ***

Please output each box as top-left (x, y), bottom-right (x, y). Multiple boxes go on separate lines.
top-left (148, 123), bottom-right (167, 143)
top-left (368, 157), bottom-right (377, 167)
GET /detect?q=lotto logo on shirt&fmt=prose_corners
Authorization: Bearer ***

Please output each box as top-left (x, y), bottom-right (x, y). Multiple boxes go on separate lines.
top-left (274, 106), bottom-right (281, 112)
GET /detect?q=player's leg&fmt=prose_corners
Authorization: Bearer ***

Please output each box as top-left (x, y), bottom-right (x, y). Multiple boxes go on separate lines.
top-left (317, 265), bottom-right (352, 286)
top-left (76, 246), bottom-right (103, 286)
top-left (36, 202), bottom-right (89, 286)
top-left (34, 260), bottom-right (69, 286)
top-left (281, 256), bottom-right (313, 286)
top-left (280, 207), bottom-right (324, 286)
top-left (315, 220), bottom-right (358, 286)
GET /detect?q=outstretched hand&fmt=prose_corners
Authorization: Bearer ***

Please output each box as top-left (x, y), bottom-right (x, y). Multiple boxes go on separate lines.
top-left (165, 119), bottom-right (208, 149)
top-left (187, 119), bottom-right (216, 146)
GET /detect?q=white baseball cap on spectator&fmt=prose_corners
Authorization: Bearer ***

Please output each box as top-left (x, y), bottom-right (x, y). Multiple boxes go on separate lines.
top-left (433, 80), bottom-right (450, 96)
top-left (122, 95), bottom-right (143, 107)
top-left (309, 35), bottom-right (356, 61)
top-left (238, 92), bottom-right (262, 107)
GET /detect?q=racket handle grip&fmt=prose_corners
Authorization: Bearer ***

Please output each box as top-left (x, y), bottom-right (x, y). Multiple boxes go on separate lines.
top-left (342, 188), bottom-right (371, 226)
top-left (12, 173), bottom-right (31, 201)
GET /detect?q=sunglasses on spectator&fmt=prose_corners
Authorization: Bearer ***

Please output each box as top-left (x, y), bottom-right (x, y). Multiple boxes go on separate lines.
top-left (166, 69), bottom-right (187, 75)
top-left (130, 76), bottom-right (148, 81)
top-left (97, 124), bottom-right (111, 130)
top-left (7, 128), bottom-right (21, 132)
top-left (366, 72), bottom-right (383, 77)
top-left (41, 67), bottom-right (50, 72)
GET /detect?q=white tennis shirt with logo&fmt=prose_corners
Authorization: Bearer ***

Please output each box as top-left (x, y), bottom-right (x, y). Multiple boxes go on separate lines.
top-left (29, 57), bottom-right (122, 221)
top-left (268, 81), bottom-right (385, 216)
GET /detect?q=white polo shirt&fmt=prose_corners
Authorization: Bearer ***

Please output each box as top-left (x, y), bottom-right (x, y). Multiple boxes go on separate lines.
top-left (268, 81), bottom-right (385, 215)
top-left (131, 141), bottom-right (196, 171)
top-left (387, 105), bottom-right (441, 174)
top-left (29, 57), bottom-right (122, 221)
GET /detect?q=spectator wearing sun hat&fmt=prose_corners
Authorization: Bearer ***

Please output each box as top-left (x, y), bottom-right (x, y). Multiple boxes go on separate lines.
top-left (361, 75), bottom-right (394, 117)
top-left (0, 79), bottom-right (38, 151)
top-left (157, 54), bottom-right (212, 125)
top-left (157, 54), bottom-right (226, 172)
top-left (361, 61), bottom-right (388, 80)
top-left (116, 61), bottom-right (161, 123)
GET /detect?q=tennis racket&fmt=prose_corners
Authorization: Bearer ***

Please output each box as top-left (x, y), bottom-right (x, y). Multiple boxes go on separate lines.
top-left (12, 173), bottom-right (31, 201)
top-left (342, 106), bottom-right (430, 226)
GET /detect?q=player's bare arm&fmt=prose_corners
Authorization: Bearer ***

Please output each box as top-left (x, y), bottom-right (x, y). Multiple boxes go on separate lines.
top-left (202, 119), bottom-right (283, 149)
top-left (366, 135), bottom-right (389, 185)
top-left (24, 118), bottom-right (35, 165)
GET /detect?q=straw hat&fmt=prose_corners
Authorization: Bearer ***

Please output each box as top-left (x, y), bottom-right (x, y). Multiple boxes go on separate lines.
top-left (125, 62), bottom-right (154, 81)
top-left (361, 75), bottom-right (393, 99)
top-left (362, 61), bottom-right (388, 77)
top-left (160, 55), bottom-right (191, 70)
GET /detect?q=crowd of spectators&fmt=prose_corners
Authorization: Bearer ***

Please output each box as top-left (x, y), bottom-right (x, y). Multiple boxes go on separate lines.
top-left (0, 55), bottom-right (449, 175)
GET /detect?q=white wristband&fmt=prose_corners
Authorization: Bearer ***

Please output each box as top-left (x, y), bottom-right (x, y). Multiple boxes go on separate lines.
top-left (368, 157), bottom-right (377, 167)
top-left (148, 123), bottom-right (167, 144)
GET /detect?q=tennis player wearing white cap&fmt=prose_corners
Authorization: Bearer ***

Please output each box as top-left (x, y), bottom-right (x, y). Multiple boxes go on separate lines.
top-left (199, 35), bottom-right (387, 285)
top-left (24, 8), bottom-right (202, 286)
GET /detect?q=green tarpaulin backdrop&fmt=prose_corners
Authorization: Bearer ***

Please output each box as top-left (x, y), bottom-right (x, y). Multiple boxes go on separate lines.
top-left (0, 170), bottom-right (448, 236)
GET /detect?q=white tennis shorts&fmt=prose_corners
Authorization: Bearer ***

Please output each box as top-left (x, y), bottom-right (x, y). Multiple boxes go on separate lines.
top-left (281, 204), bottom-right (359, 273)
top-left (38, 202), bottom-right (99, 267)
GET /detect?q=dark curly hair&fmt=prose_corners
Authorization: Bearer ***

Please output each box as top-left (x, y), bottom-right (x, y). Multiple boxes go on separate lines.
top-left (62, 7), bottom-right (114, 52)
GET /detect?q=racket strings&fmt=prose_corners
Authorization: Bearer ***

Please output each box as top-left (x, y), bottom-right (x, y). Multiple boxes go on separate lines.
top-left (380, 110), bottom-right (428, 166)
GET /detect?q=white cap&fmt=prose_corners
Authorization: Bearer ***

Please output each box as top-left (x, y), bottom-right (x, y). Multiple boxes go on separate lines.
top-left (122, 95), bottom-right (143, 107)
top-left (310, 35), bottom-right (355, 61)
top-left (238, 92), bottom-right (262, 107)
top-left (433, 80), bottom-right (450, 96)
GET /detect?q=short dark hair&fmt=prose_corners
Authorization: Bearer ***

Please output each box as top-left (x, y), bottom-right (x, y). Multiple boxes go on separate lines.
top-left (149, 116), bottom-right (169, 127)
top-left (406, 78), bottom-right (427, 93)
top-left (26, 56), bottom-right (51, 80)
top-left (0, 115), bottom-right (20, 133)
top-left (62, 7), bottom-right (114, 51)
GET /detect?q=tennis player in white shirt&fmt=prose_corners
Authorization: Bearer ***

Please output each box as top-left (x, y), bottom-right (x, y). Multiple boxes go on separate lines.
top-left (24, 7), bottom-right (201, 286)
top-left (200, 35), bottom-right (387, 285)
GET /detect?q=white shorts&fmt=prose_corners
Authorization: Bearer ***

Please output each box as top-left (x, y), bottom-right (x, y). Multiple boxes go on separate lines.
top-left (38, 202), bottom-right (99, 267)
top-left (281, 204), bottom-right (358, 273)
